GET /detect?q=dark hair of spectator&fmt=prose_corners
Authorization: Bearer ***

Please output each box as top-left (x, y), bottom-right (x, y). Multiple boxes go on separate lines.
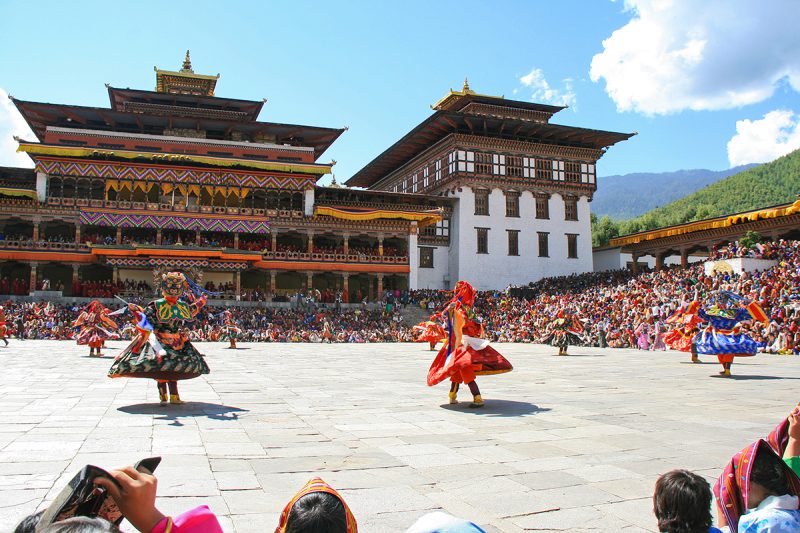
top-left (653, 469), bottom-right (713, 533)
top-left (285, 491), bottom-right (347, 533)
top-left (751, 446), bottom-right (789, 497)
top-left (13, 510), bottom-right (43, 533)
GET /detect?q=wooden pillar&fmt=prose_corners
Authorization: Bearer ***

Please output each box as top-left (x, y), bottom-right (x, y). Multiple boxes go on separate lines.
top-left (680, 249), bottom-right (689, 268)
top-left (72, 264), bottom-right (80, 283)
top-left (156, 228), bottom-right (162, 246)
top-left (343, 234), bottom-right (349, 256)
top-left (269, 270), bottom-right (277, 296)
top-left (631, 252), bottom-right (640, 274)
top-left (378, 235), bottom-right (384, 256)
top-left (307, 231), bottom-right (314, 254)
top-left (112, 266), bottom-right (119, 283)
top-left (306, 271), bottom-right (313, 291)
top-left (233, 232), bottom-right (239, 250)
top-left (195, 230), bottom-right (201, 246)
top-left (655, 253), bottom-right (664, 271)
top-left (376, 273), bottom-right (384, 299)
top-left (29, 262), bottom-right (38, 292)
top-left (235, 270), bottom-right (241, 296)
top-left (75, 224), bottom-right (82, 245)
top-left (271, 232), bottom-right (277, 252)
top-left (368, 274), bottom-right (374, 302)
top-left (32, 222), bottom-right (40, 242)
top-left (342, 273), bottom-right (349, 301)
top-left (116, 227), bottom-right (122, 245)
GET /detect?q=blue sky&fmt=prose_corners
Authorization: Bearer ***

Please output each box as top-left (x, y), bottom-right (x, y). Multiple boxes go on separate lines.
top-left (1, 0), bottom-right (799, 184)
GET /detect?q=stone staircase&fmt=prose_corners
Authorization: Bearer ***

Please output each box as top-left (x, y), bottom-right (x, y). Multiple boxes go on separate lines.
top-left (399, 304), bottom-right (430, 326)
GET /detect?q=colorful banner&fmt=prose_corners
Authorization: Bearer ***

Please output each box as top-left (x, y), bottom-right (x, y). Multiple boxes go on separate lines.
top-left (80, 209), bottom-right (270, 234)
top-left (105, 257), bottom-right (249, 271)
top-left (35, 159), bottom-right (317, 190)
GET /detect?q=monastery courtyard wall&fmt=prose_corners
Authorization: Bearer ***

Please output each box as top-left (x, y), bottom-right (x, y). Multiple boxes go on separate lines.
top-left (0, 341), bottom-right (796, 532)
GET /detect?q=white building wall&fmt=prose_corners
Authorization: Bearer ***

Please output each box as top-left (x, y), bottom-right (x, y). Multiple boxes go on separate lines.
top-left (447, 186), bottom-right (594, 290)
top-left (416, 246), bottom-right (450, 289)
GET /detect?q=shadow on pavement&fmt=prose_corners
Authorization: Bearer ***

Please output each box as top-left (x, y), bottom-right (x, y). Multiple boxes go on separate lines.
top-left (440, 400), bottom-right (550, 417)
top-left (117, 402), bottom-right (248, 426)
top-left (709, 374), bottom-right (800, 380)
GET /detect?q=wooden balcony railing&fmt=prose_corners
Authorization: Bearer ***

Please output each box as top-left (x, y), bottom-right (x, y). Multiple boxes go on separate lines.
top-left (0, 239), bottom-right (91, 252)
top-left (44, 197), bottom-right (302, 218)
top-left (262, 251), bottom-right (409, 264)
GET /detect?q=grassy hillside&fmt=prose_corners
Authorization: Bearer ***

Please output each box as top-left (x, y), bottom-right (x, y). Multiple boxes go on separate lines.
top-left (592, 149), bottom-right (800, 246)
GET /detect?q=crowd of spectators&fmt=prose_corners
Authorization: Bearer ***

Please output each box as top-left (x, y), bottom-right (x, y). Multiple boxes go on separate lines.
top-left (0, 239), bottom-right (798, 353)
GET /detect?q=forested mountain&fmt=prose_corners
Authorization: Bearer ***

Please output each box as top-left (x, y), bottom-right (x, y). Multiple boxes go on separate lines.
top-left (593, 165), bottom-right (756, 220)
top-left (592, 149), bottom-right (800, 247)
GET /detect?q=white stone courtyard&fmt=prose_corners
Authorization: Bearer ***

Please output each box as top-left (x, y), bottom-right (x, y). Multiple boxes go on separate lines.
top-left (0, 340), bottom-right (798, 532)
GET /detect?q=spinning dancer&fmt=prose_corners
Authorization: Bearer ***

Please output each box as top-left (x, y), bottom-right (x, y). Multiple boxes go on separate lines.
top-left (108, 272), bottom-right (211, 405)
top-left (72, 300), bottom-right (119, 356)
top-left (542, 310), bottom-right (584, 355)
top-left (413, 313), bottom-right (447, 351)
top-left (664, 300), bottom-right (703, 363)
top-left (0, 306), bottom-right (8, 347)
top-left (695, 291), bottom-right (767, 377)
top-left (221, 310), bottom-right (242, 349)
top-left (427, 281), bottom-right (513, 407)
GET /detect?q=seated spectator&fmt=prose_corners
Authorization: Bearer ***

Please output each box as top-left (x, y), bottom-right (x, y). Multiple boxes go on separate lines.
top-left (16, 464), bottom-right (223, 533)
top-left (715, 405), bottom-right (800, 532)
top-left (653, 469), bottom-right (721, 533)
top-left (275, 477), bottom-right (357, 533)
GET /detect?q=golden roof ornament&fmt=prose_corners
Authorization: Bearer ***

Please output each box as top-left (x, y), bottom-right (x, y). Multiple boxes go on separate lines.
top-left (181, 50), bottom-right (194, 73)
top-left (463, 77), bottom-right (470, 92)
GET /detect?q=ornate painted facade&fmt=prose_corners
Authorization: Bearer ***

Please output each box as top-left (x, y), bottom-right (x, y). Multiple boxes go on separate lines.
top-left (0, 54), bottom-right (448, 301)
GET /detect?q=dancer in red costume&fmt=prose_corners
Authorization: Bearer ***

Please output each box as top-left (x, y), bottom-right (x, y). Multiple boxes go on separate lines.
top-left (664, 300), bottom-right (703, 363)
top-left (0, 306), bottom-right (8, 347)
top-left (413, 313), bottom-right (447, 351)
top-left (72, 300), bottom-right (119, 356)
top-left (427, 281), bottom-right (513, 407)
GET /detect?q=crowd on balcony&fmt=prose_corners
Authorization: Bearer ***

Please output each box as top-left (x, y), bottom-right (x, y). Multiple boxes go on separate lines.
top-left (709, 239), bottom-right (788, 260)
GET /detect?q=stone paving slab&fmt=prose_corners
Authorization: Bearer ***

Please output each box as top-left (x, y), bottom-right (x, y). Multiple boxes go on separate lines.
top-left (1, 340), bottom-right (799, 532)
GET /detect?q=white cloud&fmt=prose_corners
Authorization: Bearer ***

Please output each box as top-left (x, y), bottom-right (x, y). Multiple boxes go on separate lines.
top-left (590, 0), bottom-right (800, 115)
top-left (0, 88), bottom-right (35, 168)
top-left (519, 68), bottom-right (577, 108)
top-left (727, 109), bottom-right (800, 167)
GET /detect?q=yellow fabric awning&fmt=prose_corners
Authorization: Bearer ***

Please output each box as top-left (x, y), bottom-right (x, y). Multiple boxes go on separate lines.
top-left (609, 199), bottom-right (800, 247)
top-left (314, 206), bottom-right (443, 227)
top-left (0, 187), bottom-right (37, 199)
top-left (18, 143), bottom-right (332, 176)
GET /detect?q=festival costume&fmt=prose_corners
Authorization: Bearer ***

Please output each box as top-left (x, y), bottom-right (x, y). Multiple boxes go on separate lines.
top-left (72, 300), bottom-right (119, 356)
top-left (664, 301), bottom-right (702, 362)
top-left (714, 417), bottom-right (800, 531)
top-left (413, 314), bottom-right (447, 350)
top-left (694, 291), bottom-right (767, 376)
top-left (150, 505), bottom-right (223, 533)
top-left (222, 310), bottom-right (242, 349)
top-left (542, 311), bottom-right (583, 355)
top-left (108, 272), bottom-right (210, 405)
top-left (427, 281), bottom-right (513, 407)
top-left (275, 477), bottom-right (357, 533)
top-left (0, 307), bottom-right (8, 346)
top-left (652, 320), bottom-right (667, 351)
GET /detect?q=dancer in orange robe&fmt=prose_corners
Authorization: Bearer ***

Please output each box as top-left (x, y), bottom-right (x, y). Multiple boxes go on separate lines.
top-left (427, 281), bottom-right (513, 407)
top-left (413, 313), bottom-right (447, 350)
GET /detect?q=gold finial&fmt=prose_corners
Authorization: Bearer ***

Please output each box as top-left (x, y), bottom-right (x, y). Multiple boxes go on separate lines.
top-left (463, 77), bottom-right (470, 92)
top-left (181, 50), bottom-right (193, 73)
